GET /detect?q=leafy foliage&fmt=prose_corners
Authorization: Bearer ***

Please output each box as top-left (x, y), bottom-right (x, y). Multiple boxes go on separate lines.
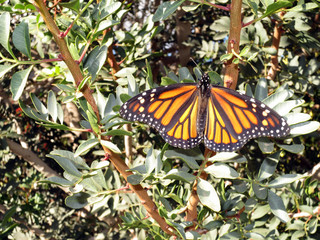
top-left (1, 0), bottom-right (320, 239)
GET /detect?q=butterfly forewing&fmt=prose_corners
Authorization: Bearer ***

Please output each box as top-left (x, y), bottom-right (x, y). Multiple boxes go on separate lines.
top-left (203, 86), bottom-right (290, 151)
top-left (119, 83), bottom-right (203, 149)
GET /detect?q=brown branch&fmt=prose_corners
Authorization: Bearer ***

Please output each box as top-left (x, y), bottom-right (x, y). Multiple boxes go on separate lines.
top-left (185, 149), bottom-right (215, 229)
top-left (223, 0), bottom-right (243, 90)
top-left (101, 145), bottom-right (174, 235)
top-left (288, 206), bottom-right (320, 219)
top-left (267, 11), bottom-right (286, 81)
top-left (107, 44), bottom-right (120, 76)
top-left (32, 0), bottom-right (174, 235)
top-left (6, 139), bottom-right (60, 178)
top-left (33, 0), bottom-right (100, 121)
top-left (123, 123), bottom-right (133, 165)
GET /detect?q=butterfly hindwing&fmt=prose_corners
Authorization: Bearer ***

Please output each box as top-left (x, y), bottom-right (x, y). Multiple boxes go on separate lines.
top-left (204, 85), bottom-right (290, 152)
top-left (119, 83), bottom-right (203, 149)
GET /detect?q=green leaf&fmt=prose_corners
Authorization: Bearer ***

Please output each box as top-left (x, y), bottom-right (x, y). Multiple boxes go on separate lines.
top-left (252, 183), bottom-right (267, 199)
top-left (0, 13), bottom-right (14, 57)
top-left (163, 169), bottom-right (196, 183)
top-left (91, 161), bottom-right (109, 170)
top-left (152, 0), bottom-right (185, 22)
top-left (273, 99), bottom-right (304, 116)
top-left (74, 138), bottom-right (99, 157)
top-left (100, 140), bottom-right (121, 154)
top-left (257, 137), bottom-right (275, 153)
top-left (254, 78), bottom-right (268, 101)
top-left (10, 66), bottom-right (33, 101)
top-left (2, 206), bottom-right (17, 227)
top-left (288, 2), bottom-right (319, 12)
top-left (59, 0), bottom-right (80, 12)
top-left (84, 44), bottom-right (109, 80)
top-left (89, 163), bottom-right (108, 190)
top-left (47, 154), bottom-right (82, 177)
top-left (127, 174), bottom-right (144, 185)
top-left (209, 152), bottom-right (247, 163)
top-left (103, 129), bottom-right (133, 136)
top-left (308, 218), bottom-right (318, 234)
top-left (182, 4), bottom-right (200, 12)
top-left (50, 150), bottom-right (90, 169)
top-left (268, 174), bottom-right (304, 188)
top-left (251, 204), bottom-right (270, 219)
top-left (96, 20), bottom-right (120, 33)
top-left (114, 67), bottom-right (137, 78)
top-left (263, 88), bottom-right (293, 108)
top-left (86, 110), bottom-right (99, 134)
top-left (30, 93), bottom-right (48, 114)
top-left (12, 21), bottom-right (31, 58)
top-left (77, 76), bottom-right (90, 91)
top-left (99, 1), bottom-right (122, 20)
top-left (0, 64), bottom-right (17, 79)
top-left (19, 100), bottom-right (49, 122)
top-left (232, 58), bottom-right (240, 64)
top-left (244, 232), bottom-right (265, 240)
top-left (261, 1), bottom-right (293, 19)
top-left (268, 190), bottom-right (290, 223)
top-left (285, 113), bottom-right (311, 125)
top-left (290, 121), bottom-right (320, 136)
top-left (208, 71), bottom-right (223, 85)
top-left (41, 176), bottom-right (74, 186)
top-left (239, 45), bottom-right (251, 57)
top-left (57, 103), bottom-right (64, 124)
top-left (220, 53), bottom-right (233, 61)
top-left (65, 192), bottom-right (90, 209)
top-left (179, 67), bottom-right (194, 82)
top-left (47, 90), bottom-right (58, 122)
top-left (145, 147), bottom-right (156, 174)
top-left (197, 178), bottom-right (221, 212)
top-left (257, 153), bottom-right (280, 181)
top-left (205, 163), bottom-right (239, 179)
top-left (276, 143), bottom-right (304, 153)
top-left (161, 77), bottom-right (178, 86)
top-left (164, 149), bottom-right (202, 169)
top-left (246, 0), bottom-right (259, 16)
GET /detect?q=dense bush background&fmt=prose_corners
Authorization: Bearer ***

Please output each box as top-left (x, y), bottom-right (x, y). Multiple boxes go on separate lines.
top-left (1, 0), bottom-right (320, 239)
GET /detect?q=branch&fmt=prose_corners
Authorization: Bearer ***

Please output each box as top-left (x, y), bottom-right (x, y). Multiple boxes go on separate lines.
top-left (267, 12), bottom-right (286, 81)
top-left (223, 0), bottom-right (243, 90)
top-left (185, 149), bottom-right (215, 228)
top-left (6, 139), bottom-right (58, 178)
top-left (32, 0), bottom-right (174, 235)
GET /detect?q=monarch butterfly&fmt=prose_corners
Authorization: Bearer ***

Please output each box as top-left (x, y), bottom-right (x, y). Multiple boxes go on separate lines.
top-left (119, 73), bottom-right (290, 152)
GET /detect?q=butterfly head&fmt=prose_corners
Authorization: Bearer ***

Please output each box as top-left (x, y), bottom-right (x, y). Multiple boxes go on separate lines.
top-left (198, 73), bottom-right (211, 96)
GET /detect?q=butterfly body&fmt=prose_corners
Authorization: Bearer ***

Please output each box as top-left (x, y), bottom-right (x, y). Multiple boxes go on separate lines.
top-left (120, 74), bottom-right (290, 152)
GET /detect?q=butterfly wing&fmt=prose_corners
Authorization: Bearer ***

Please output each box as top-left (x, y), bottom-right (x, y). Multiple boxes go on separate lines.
top-left (119, 83), bottom-right (203, 149)
top-left (204, 85), bottom-right (290, 152)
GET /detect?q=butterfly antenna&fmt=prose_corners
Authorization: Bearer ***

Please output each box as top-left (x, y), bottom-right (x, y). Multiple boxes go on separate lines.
top-left (190, 58), bottom-right (204, 81)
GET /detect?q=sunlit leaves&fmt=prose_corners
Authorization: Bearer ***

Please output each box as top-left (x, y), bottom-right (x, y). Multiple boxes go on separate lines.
top-left (197, 178), bottom-right (221, 212)
top-left (10, 66), bottom-right (33, 101)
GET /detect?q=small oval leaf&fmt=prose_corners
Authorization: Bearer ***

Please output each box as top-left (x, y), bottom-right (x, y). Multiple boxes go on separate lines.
top-left (268, 190), bottom-right (290, 223)
top-left (197, 178), bottom-right (221, 212)
top-left (65, 192), bottom-right (90, 209)
top-left (100, 140), bottom-right (121, 154)
top-left (75, 139), bottom-right (99, 157)
top-left (205, 163), bottom-right (239, 179)
top-left (10, 66), bottom-right (33, 101)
